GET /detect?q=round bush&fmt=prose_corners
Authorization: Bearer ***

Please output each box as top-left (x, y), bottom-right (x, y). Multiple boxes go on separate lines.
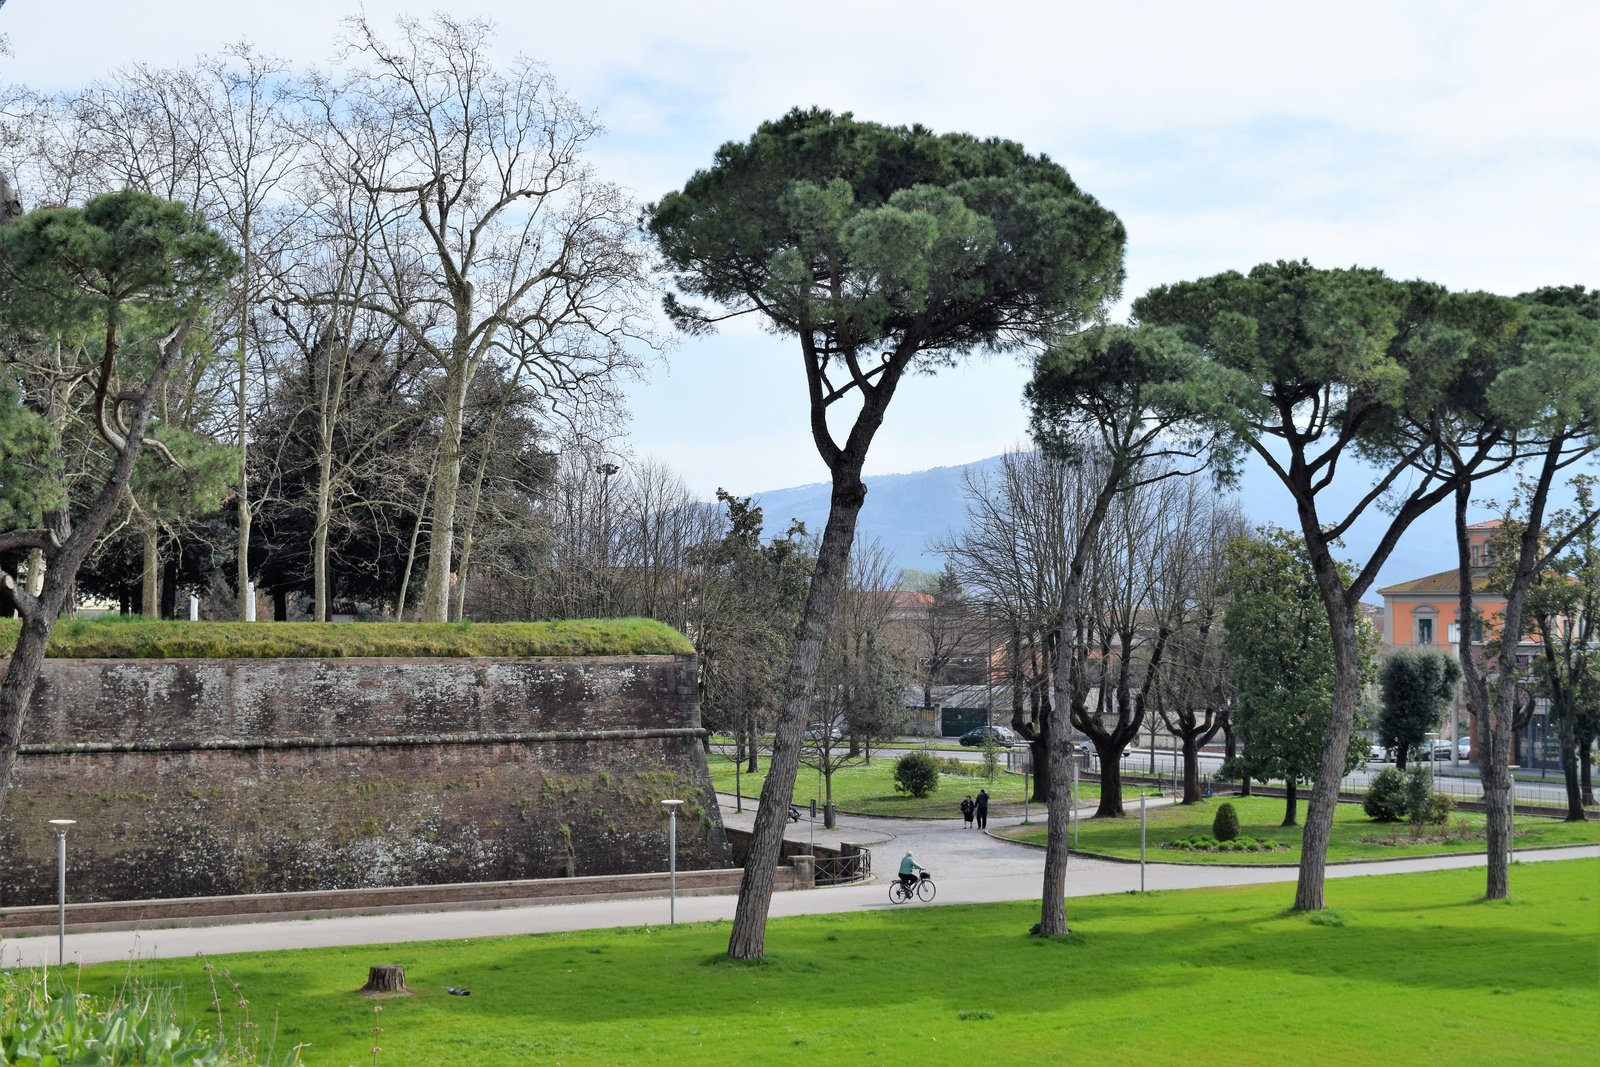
top-left (893, 752), bottom-right (939, 798)
top-left (1211, 801), bottom-right (1240, 842)
top-left (1364, 767), bottom-right (1409, 822)
top-left (1424, 791), bottom-right (1455, 825)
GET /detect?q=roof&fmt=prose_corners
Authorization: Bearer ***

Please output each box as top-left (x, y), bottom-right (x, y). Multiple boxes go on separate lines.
top-left (1377, 568), bottom-right (1493, 596)
top-left (1465, 519), bottom-right (1504, 531)
top-left (885, 591), bottom-right (934, 612)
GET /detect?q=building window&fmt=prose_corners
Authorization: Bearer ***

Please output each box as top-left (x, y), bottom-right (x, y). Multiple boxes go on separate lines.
top-left (1417, 617), bottom-right (1434, 645)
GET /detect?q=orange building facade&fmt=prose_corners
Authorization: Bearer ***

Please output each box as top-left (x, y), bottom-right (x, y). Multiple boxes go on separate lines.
top-left (1376, 520), bottom-right (1548, 764)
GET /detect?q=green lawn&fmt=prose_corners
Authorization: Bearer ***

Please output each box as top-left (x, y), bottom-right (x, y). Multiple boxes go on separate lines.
top-left (707, 752), bottom-right (1098, 818)
top-left (60, 860), bottom-right (1600, 1065)
top-left (998, 794), bottom-right (1600, 863)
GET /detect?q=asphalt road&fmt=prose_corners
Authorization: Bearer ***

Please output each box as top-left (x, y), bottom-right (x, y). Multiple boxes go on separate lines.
top-left (8, 795), bottom-right (1593, 970)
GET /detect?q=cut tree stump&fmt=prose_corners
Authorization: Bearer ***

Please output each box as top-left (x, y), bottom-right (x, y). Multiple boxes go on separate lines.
top-left (359, 965), bottom-right (409, 994)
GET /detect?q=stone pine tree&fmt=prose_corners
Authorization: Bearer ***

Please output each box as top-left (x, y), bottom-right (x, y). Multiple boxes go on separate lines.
top-left (1377, 649), bottom-right (1463, 770)
top-left (1443, 286), bottom-right (1598, 893)
top-left (648, 108), bottom-right (1125, 959)
top-left (1136, 262), bottom-right (1521, 910)
top-left (1026, 323), bottom-right (1239, 936)
top-left (0, 189), bottom-right (237, 811)
top-left (1220, 528), bottom-right (1374, 828)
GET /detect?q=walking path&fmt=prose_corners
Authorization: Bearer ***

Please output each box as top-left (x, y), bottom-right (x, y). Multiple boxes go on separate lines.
top-left (6, 798), bottom-right (1594, 970)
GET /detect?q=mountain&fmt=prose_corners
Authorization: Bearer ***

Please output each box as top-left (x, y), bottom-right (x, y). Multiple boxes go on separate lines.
top-left (753, 454), bottom-right (1580, 593)
top-left (753, 457), bottom-right (1005, 579)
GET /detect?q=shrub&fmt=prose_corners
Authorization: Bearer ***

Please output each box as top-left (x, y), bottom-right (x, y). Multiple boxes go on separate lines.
top-left (893, 753), bottom-right (939, 797)
top-left (1363, 768), bottom-right (1409, 821)
top-left (1405, 766), bottom-right (1436, 828)
top-left (1211, 802), bottom-right (1240, 842)
top-left (1422, 791), bottom-right (1455, 825)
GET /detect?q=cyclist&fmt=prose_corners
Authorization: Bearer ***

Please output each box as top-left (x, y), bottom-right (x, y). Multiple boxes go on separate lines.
top-left (897, 850), bottom-right (926, 894)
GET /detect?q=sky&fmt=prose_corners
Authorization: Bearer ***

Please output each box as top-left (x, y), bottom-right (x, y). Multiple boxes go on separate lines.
top-left (1, 0), bottom-right (1596, 504)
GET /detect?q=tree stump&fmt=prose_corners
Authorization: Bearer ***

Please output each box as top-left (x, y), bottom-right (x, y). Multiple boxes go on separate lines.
top-left (360, 965), bottom-right (409, 994)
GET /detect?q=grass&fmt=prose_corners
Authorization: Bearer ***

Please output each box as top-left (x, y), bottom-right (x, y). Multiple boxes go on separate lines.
top-left (0, 617), bottom-right (694, 659)
top-left (707, 752), bottom-right (1098, 818)
top-left (54, 860), bottom-right (1600, 1065)
top-left (997, 794), bottom-right (1600, 863)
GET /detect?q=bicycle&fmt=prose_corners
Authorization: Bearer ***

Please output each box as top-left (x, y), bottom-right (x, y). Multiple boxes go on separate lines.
top-left (888, 870), bottom-right (936, 903)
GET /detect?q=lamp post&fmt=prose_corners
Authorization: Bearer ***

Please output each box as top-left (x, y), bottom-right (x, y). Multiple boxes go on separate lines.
top-left (661, 799), bottom-right (683, 925)
top-left (47, 819), bottom-right (75, 966)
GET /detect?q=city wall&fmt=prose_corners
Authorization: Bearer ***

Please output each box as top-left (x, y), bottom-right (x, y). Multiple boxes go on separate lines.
top-left (0, 655), bottom-right (729, 907)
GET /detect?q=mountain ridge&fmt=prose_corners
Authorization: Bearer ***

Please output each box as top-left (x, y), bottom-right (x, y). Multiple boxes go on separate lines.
top-left (750, 453), bottom-right (1576, 594)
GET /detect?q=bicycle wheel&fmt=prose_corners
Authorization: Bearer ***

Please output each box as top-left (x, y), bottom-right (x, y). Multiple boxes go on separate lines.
top-left (888, 881), bottom-right (910, 903)
top-left (916, 878), bottom-right (936, 902)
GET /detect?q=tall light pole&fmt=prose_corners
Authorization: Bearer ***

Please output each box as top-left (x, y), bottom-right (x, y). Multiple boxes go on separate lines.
top-left (661, 799), bottom-right (683, 925)
top-left (595, 461), bottom-right (620, 618)
top-left (48, 819), bottom-right (75, 966)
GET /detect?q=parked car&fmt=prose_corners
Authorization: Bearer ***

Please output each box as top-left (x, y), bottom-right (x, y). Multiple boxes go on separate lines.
top-left (959, 725), bottom-right (1018, 748)
top-left (1420, 738), bottom-right (1454, 760)
top-left (1368, 743), bottom-right (1390, 763)
top-left (802, 722), bottom-right (841, 745)
top-left (1457, 737), bottom-right (1472, 759)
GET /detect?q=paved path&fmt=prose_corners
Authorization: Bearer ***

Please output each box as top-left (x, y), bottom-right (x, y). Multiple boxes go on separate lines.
top-left (5, 798), bottom-right (1593, 970)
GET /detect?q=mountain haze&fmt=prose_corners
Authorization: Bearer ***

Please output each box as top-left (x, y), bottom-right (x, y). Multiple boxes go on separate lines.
top-left (751, 454), bottom-right (1583, 593)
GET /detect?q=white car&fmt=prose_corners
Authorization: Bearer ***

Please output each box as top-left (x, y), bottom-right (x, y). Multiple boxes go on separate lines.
top-left (1368, 743), bottom-right (1389, 762)
top-left (1456, 737), bottom-right (1471, 759)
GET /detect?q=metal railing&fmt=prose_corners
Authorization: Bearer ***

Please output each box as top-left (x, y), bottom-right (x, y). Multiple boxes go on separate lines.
top-left (1108, 752), bottom-right (1579, 809)
top-left (813, 846), bottom-right (871, 886)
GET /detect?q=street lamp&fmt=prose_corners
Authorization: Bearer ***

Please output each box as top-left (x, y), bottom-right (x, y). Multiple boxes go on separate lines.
top-left (661, 799), bottom-right (683, 925)
top-left (47, 819), bottom-right (75, 966)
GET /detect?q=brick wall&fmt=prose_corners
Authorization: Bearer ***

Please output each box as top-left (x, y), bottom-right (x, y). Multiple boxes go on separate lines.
top-left (0, 655), bottom-right (731, 906)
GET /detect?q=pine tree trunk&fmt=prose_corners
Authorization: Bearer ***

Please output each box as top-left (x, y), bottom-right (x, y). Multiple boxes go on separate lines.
top-left (1281, 778), bottom-right (1299, 827)
top-left (726, 466), bottom-right (868, 960)
top-left (1292, 584), bottom-right (1359, 912)
top-left (1037, 716), bottom-right (1076, 937)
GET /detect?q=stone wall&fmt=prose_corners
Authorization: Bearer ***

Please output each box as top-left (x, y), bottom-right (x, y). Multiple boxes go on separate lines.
top-left (0, 655), bottom-right (730, 906)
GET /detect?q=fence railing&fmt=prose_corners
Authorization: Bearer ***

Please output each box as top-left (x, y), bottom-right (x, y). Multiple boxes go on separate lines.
top-left (813, 846), bottom-right (871, 886)
top-left (1107, 753), bottom-right (1576, 809)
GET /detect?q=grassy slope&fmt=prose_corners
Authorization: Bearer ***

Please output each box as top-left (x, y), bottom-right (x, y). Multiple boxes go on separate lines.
top-left (0, 617), bottom-right (694, 658)
top-left (707, 752), bottom-right (1100, 818)
top-left (68, 860), bottom-right (1600, 1066)
top-left (998, 794), bottom-right (1600, 863)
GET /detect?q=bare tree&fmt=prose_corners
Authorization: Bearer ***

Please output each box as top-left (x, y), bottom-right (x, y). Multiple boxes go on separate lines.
top-left (1155, 493), bottom-right (1246, 803)
top-left (306, 13), bottom-right (655, 622)
top-left (805, 537), bottom-right (906, 827)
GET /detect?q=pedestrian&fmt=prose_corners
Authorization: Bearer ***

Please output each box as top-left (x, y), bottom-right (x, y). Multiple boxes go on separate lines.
top-left (959, 794), bottom-right (975, 828)
top-left (975, 788), bottom-right (989, 829)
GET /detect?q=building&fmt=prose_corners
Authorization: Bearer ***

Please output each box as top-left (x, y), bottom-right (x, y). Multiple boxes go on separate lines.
top-left (1376, 519), bottom-right (1554, 766)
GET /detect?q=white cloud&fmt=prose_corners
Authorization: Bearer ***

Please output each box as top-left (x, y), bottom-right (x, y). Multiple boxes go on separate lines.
top-left (2, 0), bottom-right (1592, 520)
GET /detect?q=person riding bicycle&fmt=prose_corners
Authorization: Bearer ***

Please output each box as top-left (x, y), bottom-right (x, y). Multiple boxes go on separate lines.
top-left (897, 850), bottom-right (926, 893)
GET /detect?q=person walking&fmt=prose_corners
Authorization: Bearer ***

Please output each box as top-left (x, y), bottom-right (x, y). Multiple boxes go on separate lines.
top-left (975, 788), bottom-right (990, 829)
top-left (959, 794), bottom-right (975, 828)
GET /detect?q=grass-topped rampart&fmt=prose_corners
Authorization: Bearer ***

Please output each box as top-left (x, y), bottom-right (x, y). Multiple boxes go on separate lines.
top-left (0, 616), bottom-right (695, 659)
